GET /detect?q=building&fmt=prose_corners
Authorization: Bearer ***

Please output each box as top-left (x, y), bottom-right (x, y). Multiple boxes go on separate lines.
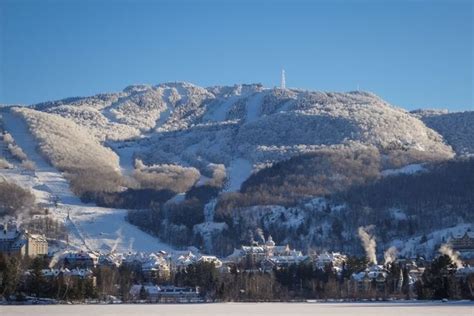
top-left (227, 235), bottom-right (307, 270)
top-left (98, 253), bottom-right (122, 267)
top-left (63, 251), bottom-right (99, 268)
top-left (129, 285), bottom-right (201, 303)
top-left (261, 255), bottom-right (310, 271)
top-left (0, 224), bottom-right (48, 257)
top-left (450, 232), bottom-right (474, 265)
top-left (141, 253), bottom-right (171, 281)
top-left (351, 265), bottom-right (389, 293)
top-left (169, 251), bottom-right (198, 271)
top-left (314, 252), bottom-right (347, 272)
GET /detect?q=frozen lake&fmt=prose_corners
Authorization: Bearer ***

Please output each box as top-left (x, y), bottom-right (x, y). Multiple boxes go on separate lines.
top-left (1, 302), bottom-right (473, 316)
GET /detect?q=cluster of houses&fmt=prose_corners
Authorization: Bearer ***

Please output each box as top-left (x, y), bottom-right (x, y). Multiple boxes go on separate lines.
top-left (2, 221), bottom-right (474, 299)
top-left (350, 260), bottom-right (425, 294)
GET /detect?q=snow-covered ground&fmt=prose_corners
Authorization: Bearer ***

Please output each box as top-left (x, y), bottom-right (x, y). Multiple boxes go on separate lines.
top-left (107, 141), bottom-right (141, 177)
top-left (204, 96), bottom-right (239, 122)
top-left (245, 92), bottom-right (266, 123)
top-left (392, 223), bottom-right (474, 259)
top-left (0, 110), bottom-right (173, 253)
top-left (381, 163), bottom-right (426, 177)
top-left (225, 158), bottom-right (253, 192)
top-left (1, 302), bottom-right (473, 316)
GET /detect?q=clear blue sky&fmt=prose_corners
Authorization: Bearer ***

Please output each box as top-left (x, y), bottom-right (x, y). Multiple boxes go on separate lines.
top-left (0, 0), bottom-right (472, 110)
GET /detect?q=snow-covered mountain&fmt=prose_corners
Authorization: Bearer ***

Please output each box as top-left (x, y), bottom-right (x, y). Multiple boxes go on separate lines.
top-left (26, 82), bottom-right (455, 191)
top-left (1, 82), bottom-right (472, 257)
top-left (412, 109), bottom-right (474, 156)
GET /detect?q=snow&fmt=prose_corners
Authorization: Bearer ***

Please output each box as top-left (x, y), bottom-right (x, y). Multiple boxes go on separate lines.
top-left (0, 109), bottom-right (174, 253)
top-left (164, 193), bottom-right (186, 206)
top-left (262, 206), bottom-right (306, 229)
top-left (107, 142), bottom-right (139, 177)
top-left (203, 199), bottom-right (217, 222)
top-left (245, 92), bottom-right (266, 124)
top-left (391, 223), bottom-right (474, 259)
top-left (381, 164), bottom-right (425, 177)
top-left (1, 302), bottom-right (473, 316)
top-left (155, 107), bottom-right (172, 131)
top-left (225, 158), bottom-right (253, 192)
top-left (204, 96), bottom-right (239, 122)
top-left (26, 83), bottom-right (455, 195)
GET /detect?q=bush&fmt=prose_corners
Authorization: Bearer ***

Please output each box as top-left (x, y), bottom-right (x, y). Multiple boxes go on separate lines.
top-left (7, 144), bottom-right (27, 161)
top-left (0, 158), bottom-right (12, 169)
top-left (133, 160), bottom-right (200, 192)
top-left (13, 108), bottom-right (123, 196)
top-left (20, 160), bottom-right (36, 171)
top-left (0, 181), bottom-right (36, 217)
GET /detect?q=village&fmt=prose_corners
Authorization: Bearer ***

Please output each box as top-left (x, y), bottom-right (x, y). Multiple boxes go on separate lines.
top-left (1, 221), bottom-right (473, 303)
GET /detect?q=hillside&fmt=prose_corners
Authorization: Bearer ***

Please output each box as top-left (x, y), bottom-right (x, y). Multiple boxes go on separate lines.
top-left (27, 82), bottom-right (454, 194)
top-left (1, 82), bottom-right (472, 258)
top-left (412, 109), bottom-right (474, 156)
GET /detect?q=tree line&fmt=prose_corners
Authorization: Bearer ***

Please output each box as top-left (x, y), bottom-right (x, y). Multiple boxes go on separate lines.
top-left (0, 253), bottom-right (472, 302)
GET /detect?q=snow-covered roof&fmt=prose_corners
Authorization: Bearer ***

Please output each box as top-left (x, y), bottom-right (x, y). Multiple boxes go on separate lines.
top-left (352, 265), bottom-right (388, 281)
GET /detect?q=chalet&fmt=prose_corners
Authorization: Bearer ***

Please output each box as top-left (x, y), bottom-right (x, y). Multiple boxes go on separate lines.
top-left (314, 252), bottom-right (347, 272)
top-left (351, 265), bottom-right (389, 293)
top-left (141, 253), bottom-right (170, 280)
top-left (169, 251), bottom-right (198, 271)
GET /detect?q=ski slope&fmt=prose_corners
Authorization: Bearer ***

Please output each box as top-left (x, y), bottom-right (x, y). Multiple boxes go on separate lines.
top-left (0, 110), bottom-right (174, 253)
top-left (225, 158), bottom-right (253, 192)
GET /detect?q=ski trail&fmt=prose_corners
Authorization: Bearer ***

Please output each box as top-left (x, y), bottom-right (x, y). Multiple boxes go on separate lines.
top-left (0, 108), bottom-right (175, 253)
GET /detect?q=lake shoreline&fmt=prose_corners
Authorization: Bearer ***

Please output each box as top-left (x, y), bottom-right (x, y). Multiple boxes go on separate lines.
top-left (2, 298), bottom-right (473, 305)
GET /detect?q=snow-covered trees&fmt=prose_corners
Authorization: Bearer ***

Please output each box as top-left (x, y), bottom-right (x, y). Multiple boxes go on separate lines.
top-left (13, 107), bottom-right (122, 195)
top-left (7, 144), bottom-right (27, 161)
top-left (2, 132), bottom-right (34, 169)
top-left (0, 180), bottom-right (36, 217)
top-left (0, 158), bottom-right (11, 169)
top-left (133, 160), bottom-right (200, 193)
top-left (25, 82), bottom-right (456, 183)
top-left (414, 110), bottom-right (474, 156)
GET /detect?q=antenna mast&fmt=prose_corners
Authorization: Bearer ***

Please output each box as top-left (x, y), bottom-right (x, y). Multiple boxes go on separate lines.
top-left (281, 69), bottom-right (286, 89)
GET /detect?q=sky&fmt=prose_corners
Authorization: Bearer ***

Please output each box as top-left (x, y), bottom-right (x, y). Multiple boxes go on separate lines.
top-left (0, 0), bottom-right (472, 111)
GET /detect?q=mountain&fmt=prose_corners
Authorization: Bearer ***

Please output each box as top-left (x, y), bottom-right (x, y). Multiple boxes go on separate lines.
top-left (412, 109), bottom-right (474, 156)
top-left (26, 82), bottom-right (454, 190)
top-left (0, 82), bottom-right (472, 257)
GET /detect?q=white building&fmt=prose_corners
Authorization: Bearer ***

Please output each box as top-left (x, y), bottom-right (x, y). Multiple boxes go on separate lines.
top-left (314, 252), bottom-right (347, 271)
